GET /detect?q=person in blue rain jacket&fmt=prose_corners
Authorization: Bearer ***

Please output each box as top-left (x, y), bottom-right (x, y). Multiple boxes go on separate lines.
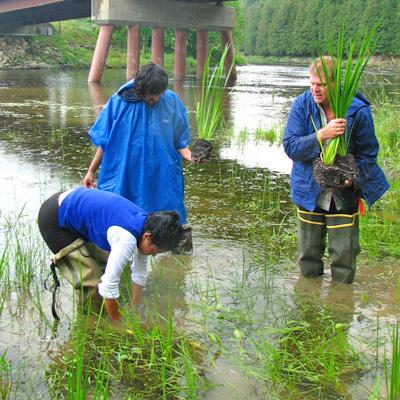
top-left (83, 63), bottom-right (193, 224)
top-left (283, 56), bottom-right (389, 284)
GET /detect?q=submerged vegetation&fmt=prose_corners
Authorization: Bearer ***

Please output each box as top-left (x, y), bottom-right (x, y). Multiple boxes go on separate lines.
top-left (46, 310), bottom-right (205, 399)
top-left (240, 301), bottom-right (363, 397)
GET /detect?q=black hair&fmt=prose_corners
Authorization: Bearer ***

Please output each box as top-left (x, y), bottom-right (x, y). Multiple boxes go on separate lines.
top-left (134, 62), bottom-right (168, 97)
top-left (143, 211), bottom-right (182, 251)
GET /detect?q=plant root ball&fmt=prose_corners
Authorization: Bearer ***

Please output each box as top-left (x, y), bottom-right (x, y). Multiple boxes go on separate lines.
top-left (191, 139), bottom-right (213, 162)
top-left (313, 154), bottom-right (358, 190)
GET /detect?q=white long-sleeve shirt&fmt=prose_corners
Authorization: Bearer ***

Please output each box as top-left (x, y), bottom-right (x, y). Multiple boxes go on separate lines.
top-left (59, 190), bottom-right (148, 299)
top-left (97, 226), bottom-right (149, 299)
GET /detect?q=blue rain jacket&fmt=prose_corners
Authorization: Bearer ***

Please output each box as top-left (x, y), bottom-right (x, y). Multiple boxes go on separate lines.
top-left (88, 80), bottom-right (190, 223)
top-left (283, 90), bottom-right (389, 211)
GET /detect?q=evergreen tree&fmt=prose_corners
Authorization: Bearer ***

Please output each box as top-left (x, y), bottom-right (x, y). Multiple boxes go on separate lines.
top-left (242, 4), bottom-right (260, 53)
top-left (232, 0), bottom-right (245, 50)
top-left (342, 0), bottom-right (366, 39)
top-left (294, 0), bottom-right (323, 56)
top-left (255, 0), bottom-right (276, 55)
top-left (242, 0), bottom-right (399, 56)
top-left (267, 0), bottom-right (289, 55)
top-left (377, 0), bottom-right (400, 54)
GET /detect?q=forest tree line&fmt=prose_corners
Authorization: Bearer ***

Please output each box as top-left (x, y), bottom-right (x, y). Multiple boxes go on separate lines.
top-left (241, 0), bottom-right (400, 57)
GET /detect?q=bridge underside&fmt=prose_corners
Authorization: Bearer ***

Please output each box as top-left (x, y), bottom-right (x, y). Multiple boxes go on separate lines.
top-left (0, 0), bottom-right (90, 32)
top-left (0, 0), bottom-right (231, 31)
top-left (92, 0), bottom-right (235, 31)
top-left (0, 0), bottom-right (236, 83)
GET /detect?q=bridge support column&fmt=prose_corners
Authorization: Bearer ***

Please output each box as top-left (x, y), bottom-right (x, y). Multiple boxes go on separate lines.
top-left (127, 24), bottom-right (140, 81)
top-left (151, 27), bottom-right (164, 67)
top-left (196, 29), bottom-right (208, 82)
top-left (174, 29), bottom-right (187, 82)
top-left (220, 28), bottom-right (237, 84)
top-left (88, 82), bottom-right (107, 117)
top-left (88, 24), bottom-right (115, 83)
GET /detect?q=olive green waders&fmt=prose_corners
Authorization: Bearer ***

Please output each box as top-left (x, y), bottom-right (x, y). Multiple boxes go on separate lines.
top-left (50, 239), bottom-right (108, 317)
top-left (297, 208), bottom-right (361, 284)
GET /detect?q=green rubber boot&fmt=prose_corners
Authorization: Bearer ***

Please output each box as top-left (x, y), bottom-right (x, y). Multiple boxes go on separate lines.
top-left (326, 212), bottom-right (361, 284)
top-left (297, 209), bottom-right (326, 278)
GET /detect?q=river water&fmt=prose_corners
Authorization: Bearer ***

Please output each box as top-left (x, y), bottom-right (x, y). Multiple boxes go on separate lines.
top-left (0, 64), bottom-right (399, 399)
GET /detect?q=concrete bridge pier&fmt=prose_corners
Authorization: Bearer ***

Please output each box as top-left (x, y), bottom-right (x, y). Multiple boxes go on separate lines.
top-left (90, 0), bottom-right (236, 83)
top-left (127, 24), bottom-right (140, 81)
top-left (151, 27), bottom-right (164, 67)
top-left (196, 29), bottom-right (208, 82)
top-left (221, 28), bottom-right (236, 84)
top-left (88, 24), bottom-right (114, 83)
top-left (174, 29), bottom-right (187, 82)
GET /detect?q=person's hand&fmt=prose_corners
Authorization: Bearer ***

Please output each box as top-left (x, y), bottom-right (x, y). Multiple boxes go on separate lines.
top-left (318, 118), bottom-right (347, 141)
top-left (83, 171), bottom-right (96, 188)
top-left (103, 316), bottom-right (131, 333)
top-left (343, 179), bottom-right (353, 187)
top-left (191, 154), bottom-right (208, 163)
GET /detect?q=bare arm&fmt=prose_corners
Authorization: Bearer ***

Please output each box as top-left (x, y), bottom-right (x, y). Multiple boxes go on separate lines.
top-left (104, 298), bottom-right (121, 322)
top-left (83, 147), bottom-right (103, 188)
top-left (131, 282), bottom-right (144, 306)
top-left (103, 283), bottom-right (143, 326)
top-left (178, 147), bottom-right (192, 162)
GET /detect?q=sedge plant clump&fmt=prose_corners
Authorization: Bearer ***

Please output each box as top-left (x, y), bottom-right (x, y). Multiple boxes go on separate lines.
top-left (314, 24), bottom-right (378, 166)
top-left (192, 45), bottom-right (233, 162)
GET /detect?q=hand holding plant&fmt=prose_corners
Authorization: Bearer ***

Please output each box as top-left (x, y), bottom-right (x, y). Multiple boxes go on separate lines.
top-left (318, 118), bottom-right (347, 142)
top-left (311, 23), bottom-right (378, 189)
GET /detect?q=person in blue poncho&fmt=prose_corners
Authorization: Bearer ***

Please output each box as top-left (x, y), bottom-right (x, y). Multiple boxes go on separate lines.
top-left (83, 63), bottom-right (193, 225)
top-left (283, 56), bottom-right (389, 284)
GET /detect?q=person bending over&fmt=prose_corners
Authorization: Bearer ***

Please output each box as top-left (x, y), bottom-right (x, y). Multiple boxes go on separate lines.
top-left (38, 187), bottom-right (182, 323)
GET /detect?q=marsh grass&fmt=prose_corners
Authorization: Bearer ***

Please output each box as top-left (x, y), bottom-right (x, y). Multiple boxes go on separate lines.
top-left (384, 322), bottom-right (400, 400)
top-left (396, 277), bottom-right (400, 303)
top-left (195, 45), bottom-right (232, 141)
top-left (0, 246), bottom-right (11, 315)
top-left (254, 126), bottom-right (282, 144)
top-left (0, 209), bottom-right (50, 319)
top-left (237, 301), bottom-right (363, 397)
top-left (46, 300), bottom-right (205, 399)
top-left (359, 93), bottom-right (400, 259)
top-left (224, 125), bottom-right (282, 148)
top-left (0, 351), bottom-right (12, 400)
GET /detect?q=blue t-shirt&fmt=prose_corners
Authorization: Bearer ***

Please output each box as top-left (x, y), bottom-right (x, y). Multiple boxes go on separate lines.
top-left (58, 188), bottom-right (147, 251)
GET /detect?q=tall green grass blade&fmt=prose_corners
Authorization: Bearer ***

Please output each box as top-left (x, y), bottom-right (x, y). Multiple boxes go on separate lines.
top-left (195, 45), bottom-right (232, 140)
top-left (315, 22), bottom-right (379, 165)
top-left (384, 322), bottom-right (400, 400)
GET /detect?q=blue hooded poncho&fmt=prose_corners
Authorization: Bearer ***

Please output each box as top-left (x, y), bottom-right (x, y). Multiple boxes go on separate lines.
top-left (88, 80), bottom-right (190, 223)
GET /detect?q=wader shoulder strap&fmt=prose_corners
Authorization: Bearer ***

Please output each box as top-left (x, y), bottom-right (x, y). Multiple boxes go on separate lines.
top-left (44, 239), bottom-right (86, 320)
top-left (44, 261), bottom-right (61, 320)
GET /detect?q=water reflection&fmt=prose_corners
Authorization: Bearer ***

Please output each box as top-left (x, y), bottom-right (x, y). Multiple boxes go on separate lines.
top-left (219, 137), bottom-right (292, 174)
top-left (87, 82), bottom-right (107, 117)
